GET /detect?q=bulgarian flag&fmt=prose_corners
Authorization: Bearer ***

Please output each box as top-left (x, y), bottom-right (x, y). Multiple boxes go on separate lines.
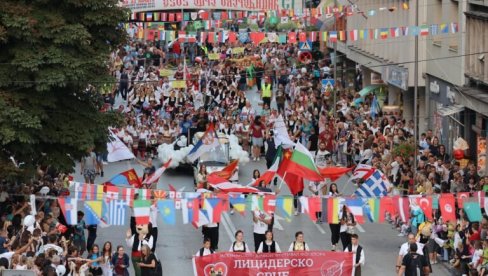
top-left (249, 159), bottom-right (278, 186)
top-left (133, 200), bottom-right (151, 225)
top-left (276, 147), bottom-right (304, 195)
top-left (284, 143), bottom-right (323, 181)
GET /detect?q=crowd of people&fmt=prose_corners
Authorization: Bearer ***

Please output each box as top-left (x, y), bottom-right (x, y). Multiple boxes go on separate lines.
top-left (0, 23), bottom-right (487, 276)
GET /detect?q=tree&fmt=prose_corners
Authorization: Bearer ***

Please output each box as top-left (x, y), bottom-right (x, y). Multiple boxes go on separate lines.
top-left (0, 0), bottom-right (128, 180)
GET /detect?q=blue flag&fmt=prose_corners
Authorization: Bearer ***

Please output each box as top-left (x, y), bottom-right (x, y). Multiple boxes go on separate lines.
top-left (157, 200), bottom-right (176, 225)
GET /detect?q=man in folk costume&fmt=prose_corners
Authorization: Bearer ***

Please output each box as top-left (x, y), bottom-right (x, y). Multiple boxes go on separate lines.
top-left (125, 217), bottom-right (154, 276)
top-left (344, 233), bottom-right (365, 276)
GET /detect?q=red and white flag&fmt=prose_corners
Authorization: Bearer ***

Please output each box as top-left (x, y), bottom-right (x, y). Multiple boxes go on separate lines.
top-left (416, 196), bottom-right (433, 220)
top-left (349, 164), bottom-right (375, 181)
top-left (439, 194), bottom-right (456, 222)
top-left (208, 174), bottom-right (262, 194)
top-left (143, 159), bottom-right (172, 185)
top-left (104, 185), bottom-right (119, 202)
top-left (122, 187), bottom-right (135, 207)
top-left (457, 192), bottom-right (470, 208)
top-left (299, 196), bottom-right (321, 222)
top-left (395, 196), bottom-right (410, 223)
top-left (249, 159), bottom-right (278, 186)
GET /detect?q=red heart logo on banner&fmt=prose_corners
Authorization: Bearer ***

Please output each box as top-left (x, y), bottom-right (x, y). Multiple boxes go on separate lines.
top-left (204, 262), bottom-right (228, 276)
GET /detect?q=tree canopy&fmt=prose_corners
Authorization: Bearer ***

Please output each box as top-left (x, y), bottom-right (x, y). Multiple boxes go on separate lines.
top-left (0, 0), bottom-right (128, 179)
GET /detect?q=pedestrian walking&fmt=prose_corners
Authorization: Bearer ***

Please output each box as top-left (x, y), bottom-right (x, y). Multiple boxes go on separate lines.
top-left (344, 234), bottom-right (365, 276)
top-left (397, 243), bottom-right (430, 276)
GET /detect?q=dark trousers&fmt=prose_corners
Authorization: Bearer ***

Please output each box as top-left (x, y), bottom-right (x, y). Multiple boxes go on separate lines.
top-left (86, 233), bottom-right (97, 252)
top-left (202, 225), bottom-right (219, 250)
top-left (340, 231), bottom-right (352, 250)
top-left (119, 84), bottom-right (128, 100)
top-left (150, 227), bottom-right (158, 253)
top-left (329, 223), bottom-right (341, 246)
top-left (253, 232), bottom-right (266, 252)
top-left (262, 97), bottom-right (271, 108)
top-left (293, 191), bottom-right (304, 211)
top-left (256, 77), bottom-right (262, 91)
top-left (354, 265), bottom-right (361, 276)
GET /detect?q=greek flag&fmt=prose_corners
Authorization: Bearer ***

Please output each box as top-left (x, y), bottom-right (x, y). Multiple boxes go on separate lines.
top-left (107, 200), bottom-right (127, 226)
top-left (355, 170), bottom-right (391, 198)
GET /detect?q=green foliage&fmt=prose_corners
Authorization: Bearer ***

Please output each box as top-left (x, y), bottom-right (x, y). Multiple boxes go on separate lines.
top-left (0, 0), bottom-right (127, 178)
top-left (392, 141), bottom-right (416, 161)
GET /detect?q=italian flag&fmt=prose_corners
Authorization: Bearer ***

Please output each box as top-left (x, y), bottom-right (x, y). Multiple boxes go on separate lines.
top-left (420, 25), bottom-right (429, 36)
top-left (133, 200), bottom-right (151, 225)
top-left (284, 143), bottom-right (323, 181)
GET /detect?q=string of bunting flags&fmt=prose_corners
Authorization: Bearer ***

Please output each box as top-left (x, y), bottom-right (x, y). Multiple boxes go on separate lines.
top-left (135, 22), bottom-right (459, 43)
top-left (129, 2), bottom-right (413, 22)
top-left (55, 182), bottom-right (488, 228)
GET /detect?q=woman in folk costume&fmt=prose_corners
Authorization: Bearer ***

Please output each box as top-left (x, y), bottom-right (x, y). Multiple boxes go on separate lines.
top-left (229, 230), bottom-right (250, 252)
top-left (125, 218), bottom-right (154, 276)
top-left (288, 231), bottom-right (310, 252)
top-left (257, 230), bottom-right (281, 253)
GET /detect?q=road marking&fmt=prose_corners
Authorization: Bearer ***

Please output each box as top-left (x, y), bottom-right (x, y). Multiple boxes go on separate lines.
top-left (314, 223), bottom-right (326, 234)
top-left (273, 215), bottom-right (285, 231)
top-left (355, 224), bottom-right (365, 233)
top-left (220, 213), bottom-right (235, 243)
top-left (178, 187), bottom-right (185, 192)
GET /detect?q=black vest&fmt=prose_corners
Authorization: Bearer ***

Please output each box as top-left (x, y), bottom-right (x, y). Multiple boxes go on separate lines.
top-left (131, 234), bottom-right (150, 253)
top-left (262, 241), bottom-right (276, 253)
top-left (347, 244), bottom-right (363, 265)
top-left (232, 241), bottom-right (247, 252)
top-left (199, 247), bottom-right (215, 256)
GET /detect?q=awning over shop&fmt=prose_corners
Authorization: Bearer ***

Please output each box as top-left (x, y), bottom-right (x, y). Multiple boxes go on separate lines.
top-left (437, 104), bottom-right (465, 116)
top-left (359, 85), bottom-right (382, 97)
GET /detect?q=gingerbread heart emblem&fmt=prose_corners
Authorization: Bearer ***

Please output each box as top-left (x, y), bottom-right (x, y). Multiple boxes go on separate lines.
top-left (203, 262), bottom-right (228, 276)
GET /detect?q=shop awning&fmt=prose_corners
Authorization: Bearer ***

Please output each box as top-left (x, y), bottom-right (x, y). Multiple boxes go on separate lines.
top-left (437, 104), bottom-right (465, 116)
top-left (359, 85), bottom-right (382, 97)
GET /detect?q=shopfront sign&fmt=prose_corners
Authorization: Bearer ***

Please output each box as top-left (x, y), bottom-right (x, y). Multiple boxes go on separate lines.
top-left (193, 251), bottom-right (353, 276)
top-left (120, 0), bottom-right (279, 12)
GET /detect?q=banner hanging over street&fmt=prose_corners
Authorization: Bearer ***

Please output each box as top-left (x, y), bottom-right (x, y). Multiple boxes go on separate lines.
top-left (120, 0), bottom-right (279, 12)
top-left (192, 251), bottom-right (354, 276)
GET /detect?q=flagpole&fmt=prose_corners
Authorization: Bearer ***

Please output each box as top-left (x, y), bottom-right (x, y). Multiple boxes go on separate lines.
top-left (278, 172), bottom-right (287, 190)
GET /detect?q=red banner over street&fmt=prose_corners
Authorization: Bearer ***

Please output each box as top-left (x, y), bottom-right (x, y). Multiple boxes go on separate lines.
top-left (192, 251), bottom-right (353, 276)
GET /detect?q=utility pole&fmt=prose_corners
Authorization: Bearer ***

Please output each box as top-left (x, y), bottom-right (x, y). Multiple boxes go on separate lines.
top-left (413, 0), bottom-right (419, 173)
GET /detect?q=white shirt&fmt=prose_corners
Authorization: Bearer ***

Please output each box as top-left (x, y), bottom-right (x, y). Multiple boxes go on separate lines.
top-left (229, 241), bottom-right (250, 252)
top-left (398, 242), bottom-right (424, 257)
top-left (253, 210), bottom-right (271, 234)
top-left (257, 240), bottom-right (281, 253)
top-left (195, 248), bottom-right (213, 257)
top-left (345, 244), bottom-right (365, 276)
top-left (126, 235), bottom-right (154, 251)
top-left (149, 205), bottom-right (158, 228)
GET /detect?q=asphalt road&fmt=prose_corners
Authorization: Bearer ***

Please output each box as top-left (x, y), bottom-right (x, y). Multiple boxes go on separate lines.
top-left (70, 86), bottom-right (452, 275)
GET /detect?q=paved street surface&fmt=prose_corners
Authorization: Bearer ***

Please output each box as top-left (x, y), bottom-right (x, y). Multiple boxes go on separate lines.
top-left (72, 87), bottom-right (452, 275)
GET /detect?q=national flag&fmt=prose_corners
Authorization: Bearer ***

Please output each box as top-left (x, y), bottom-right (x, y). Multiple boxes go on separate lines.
top-left (229, 195), bottom-right (247, 216)
top-left (249, 159), bottom-right (278, 186)
top-left (391, 27), bottom-right (400, 38)
top-left (131, 13), bottom-right (137, 20)
top-left (350, 164), bottom-right (376, 182)
top-left (279, 33), bottom-right (287, 44)
top-left (380, 28), bottom-right (388, 39)
top-left (58, 197), bottom-right (78, 225)
top-left (122, 187), bottom-right (135, 207)
top-left (209, 160), bottom-right (238, 180)
top-left (187, 124), bottom-right (219, 162)
top-left (416, 196), bottom-right (433, 220)
top-left (309, 31), bottom-right (318, 42)
top-left (178, 31), bottom-right (197, 43)
top-left (176, 12), bottom-right (182, 22)
top-left (251, 195), bottom-right (276, 214)
top-left (199, 32), bottom-right (207, 44)
top-left (345, 198), bottom-right (364, 224)
top-left (137, 189), bottom-right (151, 200)
top-left (298, 32), bottom-right (307, 43)
top-left (457, 192), bottom-right (470, 208)
top-left (355, 170), bottom-right (391, 197)
top-left (273, 115), bottom-right (295, 148)
top-left (161, 12), bottom-right (167, 21)
top-left (199, 11), bottom-right (209, 20)
top-left (318, 167), bottom-right (353, 181)
top-left (203, 20), bottom-right (210, 30)
top-left (439, 194), bottom-right (456, 222)
top-left (153, 190), bottom-right (167, 200)
top-left (143, 159), bottom-right (172, 185)
top-left (420, 25), bottom-right (429, 36)
top-left (182, 198), bottom-right (209, 228)
top-left (339, 30), bottom-right (346, 41)
top-left (107, 200), bottom-right (127, 226)
top-left (168, 13), bottom-right (175, 22)
top-left (207, 174), bottom-right (261, 193)
top-left (411, 26), bottom-right (420, 36)
top-left (133, 200), bottom-right (151, 225)
top-left (359, 29), bottom-right (365, 40)
top-left (430, 24), bottom-right (439, 36)
top-left (402, 1), bottom-right (409, 10)
top-left (474, 191), bottom-right (485, 207)
top-left (363, 198), bottom-right (379, 222)
top-left (104, 168), bottom-right (142, 188)
top-left (348, 30), bottom-right (358, 41)
top-left (107, 131), bottom-right (135, 162)
top-left (299, 196), bottom-right (322, 222)
top-left (464, 201), bottom-right (482, 222)
top-left (440, 23), bottom-right (449, 34)
top-left (450, 22), bottom-right (458, 33)
top-left (320, 31), bottom-right (328, 42)
top-left (146, 12), bottom-right (153, 21)
top-left (228, 32), bottom-right (237, 44)
top-left (276, 148), bottom-right (304, 195)
top-left (401, 26), bottom-right (409, 36)
top-left (287, 32), bottom-right (297, 44)
top-left (395, 196), bottom-right (410, 223)
top-left (104, 185), bottom-right (119, 202)
top-left (80, 183), bottom-right (96, 200)
top-left (276, 196), bottom-right (293, 222)
top-left (84, 200), bottom-right (103, 225)
top-left (153, 12), bottom-right (160, 21)
top-left (284, 143), bottom-right (323, 181)
top-left (202, 198), bottom-right (225, 223)
top-left (157, 199), bottom-right (176, 225)
top-left (327, 197), bottom-right (340, 224)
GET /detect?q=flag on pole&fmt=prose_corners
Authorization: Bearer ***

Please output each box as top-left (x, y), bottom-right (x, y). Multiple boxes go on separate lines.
top-left (207, 174), bottom-right (262, 193)
top-left (133, 200), bottom-right (151, 225)
top-left (143, 159), bottom-right (172, 185)
top-left (318, 167), bottom-right (353, 181)
top-left (107, 200), bottom-right (127, 226)
top-left (187, 124), bottom-right (220, 162)
top-left (107, 132), bottom-right (135, 162)
top-left (59, 198), bottom-right (78, 225)
top-left (283, 143), bottom-right (323, 181)
top-left (209, 160), bottom-right (238, 180)
top-left (104, 169), bottom-right (141, 188)
top-left (249, 159), bottom-right (278, 186)
top-left (354, 170), bottom-right (391, 197)
top-left (350, 164), bottom-right (376, 182)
